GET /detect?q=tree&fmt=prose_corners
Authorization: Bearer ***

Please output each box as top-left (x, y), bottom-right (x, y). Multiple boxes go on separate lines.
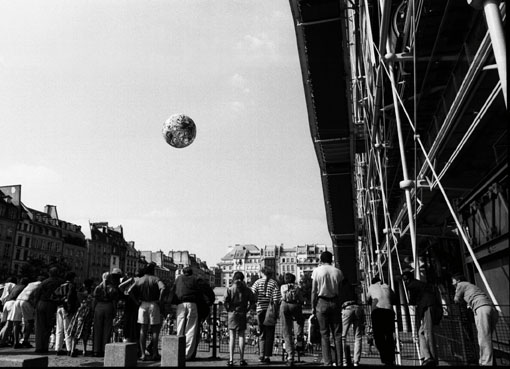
top-left (19, 258), bottom-right (48, 281)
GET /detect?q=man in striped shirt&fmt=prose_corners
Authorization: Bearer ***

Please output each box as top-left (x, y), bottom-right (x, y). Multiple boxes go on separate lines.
top-left (311, 251), bottom-right (344, 366)
top-left (251, 267), bottom-right (282, 364)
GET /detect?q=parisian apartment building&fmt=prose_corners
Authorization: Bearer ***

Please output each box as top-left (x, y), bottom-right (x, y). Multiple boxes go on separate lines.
top-left (217, 243), bottom-right (334, 287)
top-left (0, 185), bottom-right (213, 286)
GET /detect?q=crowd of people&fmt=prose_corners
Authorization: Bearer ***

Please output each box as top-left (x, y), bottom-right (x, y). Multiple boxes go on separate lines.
top-left (0, 261), bottom-right (215, 363)
top-left (0, 251), bottom-right (501, 367)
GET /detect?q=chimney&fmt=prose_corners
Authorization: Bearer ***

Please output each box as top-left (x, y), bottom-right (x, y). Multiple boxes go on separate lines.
top-left (45, 205), bottom-right (59, 219)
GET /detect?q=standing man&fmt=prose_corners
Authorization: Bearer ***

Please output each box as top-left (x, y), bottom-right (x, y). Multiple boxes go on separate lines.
top-left (131, 262), bottom-right (166, 361)
top-left (53, 272), bottom-right (79, 356)
top-left (311, 250), bottom-right (344, 366)
top-left (402, 271), bottom-right (443, 366)
top-left (366, 276), bottom-right (395, 365)
top-left (339, 277), bottom-right (365, 367)
top-left (32, 267), bottom-right (63, 354)
top-left (452, 273), bottom-right (499, 366)
top-left (170, 266), bottom-right (203, 360)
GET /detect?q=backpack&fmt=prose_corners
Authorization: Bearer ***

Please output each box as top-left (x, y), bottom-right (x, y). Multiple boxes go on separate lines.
top-left (283, 283), bottom-right (299, 304)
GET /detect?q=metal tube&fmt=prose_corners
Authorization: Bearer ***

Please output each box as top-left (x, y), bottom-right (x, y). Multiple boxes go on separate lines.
top-left (471, 0), bottom-right (507, 106)
top-left (386, 62), bottom-right (419, 280)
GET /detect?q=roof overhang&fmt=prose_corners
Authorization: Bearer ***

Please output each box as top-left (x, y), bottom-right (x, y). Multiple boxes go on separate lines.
top-left (289, 0), bottom-right (358, 276)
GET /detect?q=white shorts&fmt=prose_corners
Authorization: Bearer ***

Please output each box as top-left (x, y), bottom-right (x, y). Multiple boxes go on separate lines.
top-left (2, 300), bottom-right (16, 322)
top-left (12, 300), bottom-right (35, 322)
top-left (137, 301), bottom-right (161, 325)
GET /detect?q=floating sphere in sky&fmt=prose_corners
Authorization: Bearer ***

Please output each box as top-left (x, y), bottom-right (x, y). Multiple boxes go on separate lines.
top-left (162, 114), bottom-right (196, 148)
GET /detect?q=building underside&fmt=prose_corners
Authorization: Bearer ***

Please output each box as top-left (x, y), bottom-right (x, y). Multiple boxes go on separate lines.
top-left (289, 0), bottom-right (508, 332)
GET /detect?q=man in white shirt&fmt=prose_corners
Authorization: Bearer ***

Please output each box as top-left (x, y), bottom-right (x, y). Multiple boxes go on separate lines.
top-left (366, 276), bottom-right (395, 365)
top-left (311, 251), bottom-right (344, 366)
top-left (12, 275), bottom-right (45, 348)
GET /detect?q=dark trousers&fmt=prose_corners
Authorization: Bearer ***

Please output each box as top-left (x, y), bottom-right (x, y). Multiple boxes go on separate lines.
top-left (93, 302), bottom-right (114, 355)
top-left (257, 309), bottom-right (276, 358)
top-left (35, 300), bottom-right (58, 352)
top-left (371, 308), bottom-right (395, 365)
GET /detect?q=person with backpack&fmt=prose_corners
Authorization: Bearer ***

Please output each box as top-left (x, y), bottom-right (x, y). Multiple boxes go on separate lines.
top-left (52, 272), bottom-right (79, 356)
top-left (280, 272), bottom-right (305, 366)
top-left (402, 271), bottom-right (443, 366)
top-left (224, 271), bottom-right (256, 367)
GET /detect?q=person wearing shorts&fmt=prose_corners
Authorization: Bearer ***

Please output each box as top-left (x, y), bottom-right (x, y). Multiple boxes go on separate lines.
top-left (131, 262), bottom-right (166, 361)
top-left (0, 277), bottom-right (28, 347)
top-left (12, 275), bottom-right (44, 348)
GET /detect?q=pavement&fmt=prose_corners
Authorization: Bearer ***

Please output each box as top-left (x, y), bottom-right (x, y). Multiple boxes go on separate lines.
top-left (0, 344), bottom-right (431, 367)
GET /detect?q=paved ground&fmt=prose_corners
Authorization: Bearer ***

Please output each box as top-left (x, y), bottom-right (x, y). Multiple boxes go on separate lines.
top-left (0, 344), bottom-right (443, 367)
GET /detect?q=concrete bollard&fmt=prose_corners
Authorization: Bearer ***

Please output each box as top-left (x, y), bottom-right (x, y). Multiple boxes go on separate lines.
top-left (104, 342), bottom-right (138, 367)
top-left (161, 335), bottom-right (186, 367)
top-left (0, 355), bottom-right (48, 367)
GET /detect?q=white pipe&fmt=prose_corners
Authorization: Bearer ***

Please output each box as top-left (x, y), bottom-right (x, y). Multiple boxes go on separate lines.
top-left (468, 0), bottom-right (507, 106)
top-left (386, 62), bottom-right (419, 280)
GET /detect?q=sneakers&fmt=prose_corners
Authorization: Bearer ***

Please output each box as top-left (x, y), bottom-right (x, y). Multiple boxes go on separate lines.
top-left (240, 359), bottom-right (248, 366)
top-left (56, 350), bottom-right (68, 356)
top-left (13, 343), bottom-right (23, 349)
top-left (21, 342), bottom-right (33, 348)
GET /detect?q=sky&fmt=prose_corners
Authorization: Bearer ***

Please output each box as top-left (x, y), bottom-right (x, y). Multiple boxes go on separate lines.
top-left (0, 0), bottom-right (331, 267)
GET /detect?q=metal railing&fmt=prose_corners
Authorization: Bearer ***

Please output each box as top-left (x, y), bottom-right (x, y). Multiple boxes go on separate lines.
top-left (104, 302), bottom-right (509, 366)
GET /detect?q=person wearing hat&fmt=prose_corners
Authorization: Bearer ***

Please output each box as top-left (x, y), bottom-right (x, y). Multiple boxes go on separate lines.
top-left (452, 273), bottom-right (499, 366)
top-left (111, 268), bottom-right (123, 287)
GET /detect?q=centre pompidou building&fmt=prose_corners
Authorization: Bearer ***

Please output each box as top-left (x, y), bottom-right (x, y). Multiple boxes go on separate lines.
top-left (289, 0), bottom-right (507, 365)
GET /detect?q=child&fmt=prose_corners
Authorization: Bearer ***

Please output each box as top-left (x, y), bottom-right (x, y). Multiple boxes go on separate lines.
top-left (223, 271), bottom-right (256, 367)
top-left (280, 273), bottom-right (305, 366)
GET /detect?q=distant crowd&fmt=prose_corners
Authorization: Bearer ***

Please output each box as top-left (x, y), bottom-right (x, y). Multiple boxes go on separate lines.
top-left (0, 251), bottom-right (500, 366)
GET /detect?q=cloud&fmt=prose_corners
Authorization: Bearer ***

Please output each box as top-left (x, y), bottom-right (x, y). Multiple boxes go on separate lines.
top-left (230, 73), bottom-right (250, 94)
top-left (236, 33), bottom-right (277, 62)
top-left (227, 101), bottom-right (246, 114)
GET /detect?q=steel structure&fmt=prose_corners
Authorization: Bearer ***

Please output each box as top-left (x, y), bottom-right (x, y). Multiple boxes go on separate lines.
top-left (290, 0), bottom-right (507, 364)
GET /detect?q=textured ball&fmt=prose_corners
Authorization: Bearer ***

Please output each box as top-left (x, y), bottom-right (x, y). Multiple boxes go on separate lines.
top-left (162, 114), bottom-right (196, 148)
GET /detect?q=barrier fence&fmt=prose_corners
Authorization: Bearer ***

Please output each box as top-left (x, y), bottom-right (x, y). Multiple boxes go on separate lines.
top-left (155, 303), bottom-right (509, 366)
